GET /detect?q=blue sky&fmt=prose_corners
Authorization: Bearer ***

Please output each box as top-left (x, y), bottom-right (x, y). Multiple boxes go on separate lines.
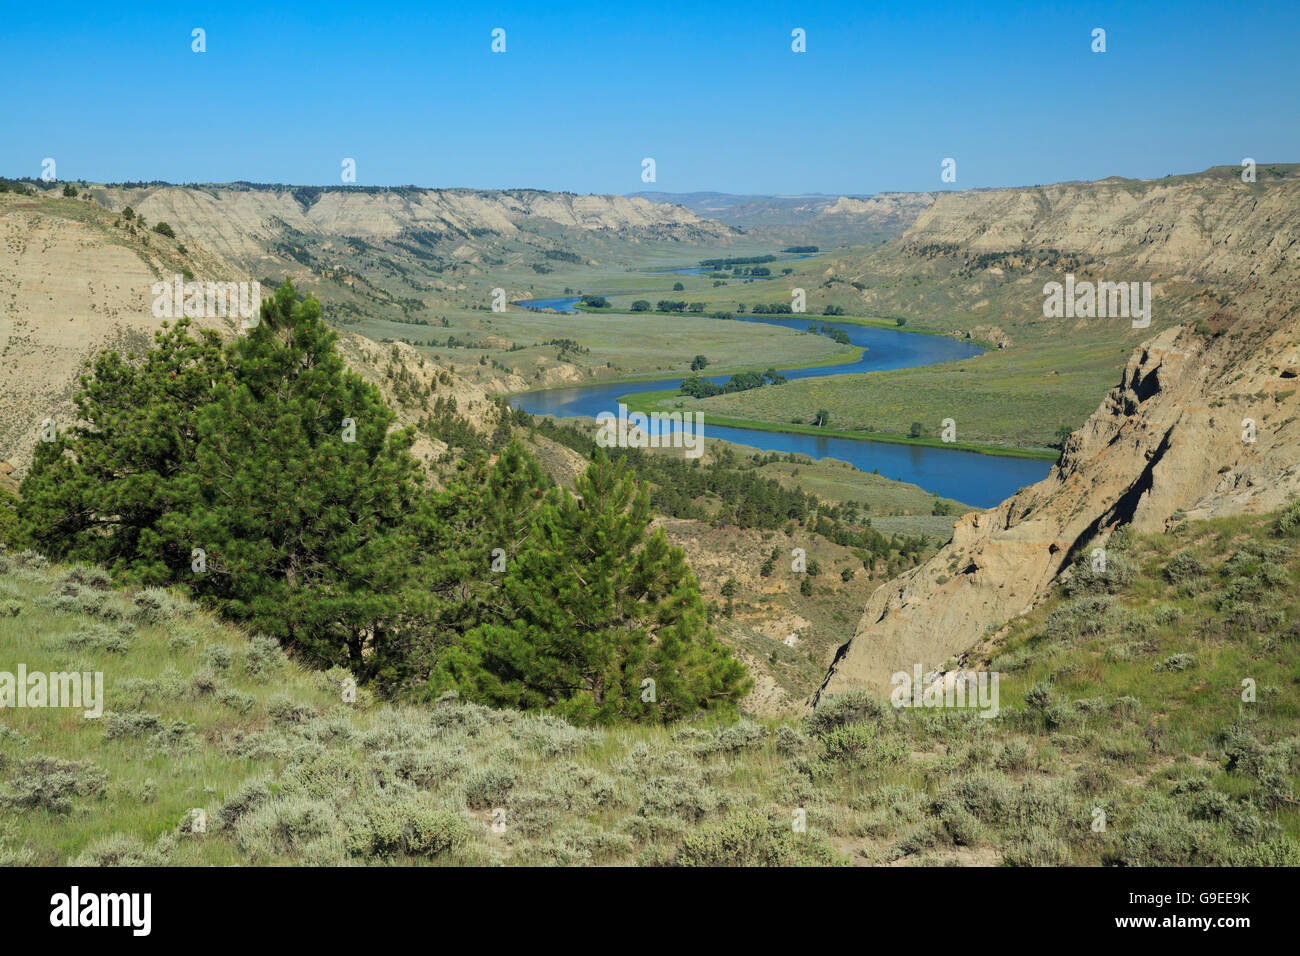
top-left (3, 0), bottom-right (1297, 195)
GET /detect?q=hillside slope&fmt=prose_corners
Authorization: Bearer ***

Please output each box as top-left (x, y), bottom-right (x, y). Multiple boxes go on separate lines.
top-left (0, 190), bottom-right (501, 473)
top-left (93, 184), bottom-right (738, 270)
top-left (3, 508), bottom-right (1297, 866)
top-left (820, 266), bottom-right (1300, 698)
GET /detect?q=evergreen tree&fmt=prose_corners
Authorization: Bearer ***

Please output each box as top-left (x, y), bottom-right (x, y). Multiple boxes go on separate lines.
top-left (447, 451), bottom-right (750, 723)
top-left (173, 281), bottom-right (425, 668)
top-left (16, 318), bottom-right (229, 581)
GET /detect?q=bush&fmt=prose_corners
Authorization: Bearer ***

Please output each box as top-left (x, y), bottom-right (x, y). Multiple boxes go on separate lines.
top-left (463, 766), bottom-right (518, 809)
top-left (348, 799), bottom-right (471, 859)
top-left (103, 711), bottom-right (163, 739)
top-left (69, 833), bottom-right (173, 867)
top-left (0, 756), bottom-right (108, 812)
top-left (1163, 550), bottom-right (1206, 584)
top-left (676, 809), bottom-right (838, 867)
top-left (1273, 499), bottom-right (1300, 535)
top-left (1045, 595), bottom-right (1120, 641)
top-left (1153, 652), bottom-right (1197, 672)
top-left (808, 692), bottom-right (890, 735)
top-left (1003, 829), bottom-right (1071, 866)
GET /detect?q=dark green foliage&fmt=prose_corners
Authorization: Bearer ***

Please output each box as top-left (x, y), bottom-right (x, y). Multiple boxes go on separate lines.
top-left (430, 452), bottom-right (750, 723)
top-left (16, 317), bottom-right (230, 581)
top-left (16, 282), bottom-right (747, 723)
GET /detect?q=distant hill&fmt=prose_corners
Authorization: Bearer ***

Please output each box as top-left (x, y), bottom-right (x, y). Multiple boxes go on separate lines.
top-left (630, 190), bottom-right (937, 242)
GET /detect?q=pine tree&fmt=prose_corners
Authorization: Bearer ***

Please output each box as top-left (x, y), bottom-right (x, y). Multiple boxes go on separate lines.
top-left (450, 451), bottom-right (750, 723)
top-left (172, 281), bottom-right (426, 669)
top-left (16, 318), bottom-right (229, 581)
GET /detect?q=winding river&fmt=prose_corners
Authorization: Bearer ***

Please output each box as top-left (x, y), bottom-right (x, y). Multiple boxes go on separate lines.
top-left (508, 297), bottom-right (1053, 507)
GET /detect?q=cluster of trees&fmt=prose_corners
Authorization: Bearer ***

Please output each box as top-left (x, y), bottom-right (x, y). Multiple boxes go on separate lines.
top-left (528, 419), bottom-right (928, 570)
top-left (532, 423), bottom-right (819, 531)
top-left (698, 255), bottom-right (777, 269)
top-left (15, 281), bottom-right (749, 724)
top-left (0, 179), bottom-right (38, 195)
top-left (750, 303), bottom-right (794, 315)
top-left (578, 295), bottom-right (609, 308)
top-left (808, 323), bottom-right (851, 345)
top-left (678, 368), bottom-right (785, 398)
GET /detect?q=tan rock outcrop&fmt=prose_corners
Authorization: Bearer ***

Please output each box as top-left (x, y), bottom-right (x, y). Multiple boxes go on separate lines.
top-left (818, 277), bottom-right (1300, 700)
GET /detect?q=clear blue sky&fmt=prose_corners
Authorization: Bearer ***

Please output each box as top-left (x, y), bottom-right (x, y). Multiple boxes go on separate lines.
top-left (3, 0), bottom-right (1297, 195)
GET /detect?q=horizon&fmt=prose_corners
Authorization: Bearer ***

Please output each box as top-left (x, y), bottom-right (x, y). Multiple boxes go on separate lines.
top-left (4, 160), bottom-right (1292, 200)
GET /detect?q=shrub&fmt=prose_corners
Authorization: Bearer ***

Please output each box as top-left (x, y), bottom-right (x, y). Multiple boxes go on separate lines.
top-left (267, 694), bottom-right (317, 725)
top-left (215, 778), bottom-right (272, 828)
top-left (1003, 829), bottom-right (1071, 866)
top-left (244, 635), bottom-right (285, 682)
top-left (1153, 652), bottom-right (1197, 673)
top-left (1062, 549), bottom-right (1135, 596)
top-left (131, 587), bottom-right (193, 622)
top-left (808, 692), bottom-right (890, 735)
top-left (103, 711), bottom-right (163, 739)
top-left (676, 809), bottom-right (838, 867)
top-left (0, 756), bottom-right (108, 812)
top-left (1273, 499), bottom-right (1300, 535)
top-left (1045, 595), bottom-right (1119, 641)
top-left (217, 688), bottom-right (256, 714)
top-left (234, 795), bottom-right (342, 861)
top-left (69, 833), bottom-right (173, 867)
top-left (463, 766), bottom-right (518, 809)
top-left (348, 798), bottom-right (472, 859)
top-left (774, 725), bottom-right (808, 754)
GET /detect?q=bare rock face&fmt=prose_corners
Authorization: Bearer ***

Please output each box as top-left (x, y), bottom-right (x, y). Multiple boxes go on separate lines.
top-left (92, 184), bottom-right (739, 271)
top-left (817, 279), bottom-right (1300, 700)
top-left (0, 192), bottom-right (499, 477)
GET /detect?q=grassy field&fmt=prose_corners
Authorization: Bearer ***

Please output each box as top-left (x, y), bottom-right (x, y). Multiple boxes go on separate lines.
top-left (750, 456), bottom-right (970, 517)
top-left (352, 300), bottom-right (857, 388)
top-left (3, 505), bottom-right (1298, 866)
top-left (619, 386), bottom-right (1064, 459)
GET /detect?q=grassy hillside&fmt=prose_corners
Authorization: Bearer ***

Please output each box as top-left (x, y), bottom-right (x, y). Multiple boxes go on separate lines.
top-left (3, 503), bottom-right (1298, 866)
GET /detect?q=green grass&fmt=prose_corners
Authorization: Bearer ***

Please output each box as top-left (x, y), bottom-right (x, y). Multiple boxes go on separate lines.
top-left (4, 505), bottom-right (1298, 866)
top-left (619, 389), bottom-right (1062, 460)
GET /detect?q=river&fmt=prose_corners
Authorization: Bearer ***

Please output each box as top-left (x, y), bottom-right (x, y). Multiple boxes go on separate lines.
top-left (508, 297), bottom-right (1052, 507)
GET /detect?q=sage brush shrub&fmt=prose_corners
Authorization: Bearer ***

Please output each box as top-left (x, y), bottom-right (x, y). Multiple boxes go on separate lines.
top-left (808, 691), bottom-right (890, 735)
top-left (0, 756), bottom-right (108, 812)
top-left (675, 809), bottom-right (841, 866)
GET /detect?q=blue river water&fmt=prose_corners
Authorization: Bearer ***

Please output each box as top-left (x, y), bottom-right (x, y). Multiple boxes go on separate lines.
top-left (507, 297), bottom-right (1053, 507)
